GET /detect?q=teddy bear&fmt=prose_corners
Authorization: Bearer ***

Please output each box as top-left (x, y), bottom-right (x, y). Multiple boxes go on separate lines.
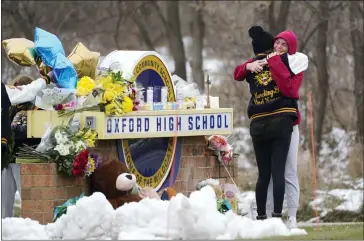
top-left (90, 157), bottom-right (142, 209)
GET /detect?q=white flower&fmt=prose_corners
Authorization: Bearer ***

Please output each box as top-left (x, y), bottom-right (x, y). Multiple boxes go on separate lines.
top-left (54, 143), bottom-right (71, 156)
top-left (54, 131), bottom-right (63, 143)
top-left (54, 130), bottom-right (68, 144)
top-left (75, 141), bottom-right (86, 152)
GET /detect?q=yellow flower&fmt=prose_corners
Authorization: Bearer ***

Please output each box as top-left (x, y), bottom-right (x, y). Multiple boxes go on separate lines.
top-left (88, 157), bottom-right (96, 173)
top-left (103, 90), bottom-right (115, 102)
top-left (76, 76), bottom-right (96, 96)
top-left (97, 75), bottom-right (112, 86)
top-left (105, 102), bottom-right (116, 115)
top-left (114, 84), bottom-right (126, 94)
top-left (121, 96), bottom-right (133, 113)
top-left (76, 128), bottom-right (98, 147)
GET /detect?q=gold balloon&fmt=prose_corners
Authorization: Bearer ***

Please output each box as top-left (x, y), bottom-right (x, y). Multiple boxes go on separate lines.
top-left (67, 42), bottom-right (100, 79)
top-left (2, 38), bottom-right (36, 67)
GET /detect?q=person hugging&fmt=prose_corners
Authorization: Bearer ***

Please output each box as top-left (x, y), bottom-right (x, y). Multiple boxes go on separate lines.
top-left (234, 26), bottom-right (300, 220)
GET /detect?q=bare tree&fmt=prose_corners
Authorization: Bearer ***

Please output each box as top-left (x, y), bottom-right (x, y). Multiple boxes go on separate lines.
top-left (268, 0), bottom-right (292, 35)
top-left (188, 2), bottom-right (205, 89)
top-left (350, 1), bottom-right (364, 144)
top-left (314, 1), bottom-right (330, 154)
top-left (129, 2), bottom-right (156, 51)
top-left (165, 2), bottom-right (187, 80)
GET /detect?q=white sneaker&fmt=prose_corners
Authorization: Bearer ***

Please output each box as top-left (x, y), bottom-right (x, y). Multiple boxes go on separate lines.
top-left (285, 216), bottom-right (297, 229)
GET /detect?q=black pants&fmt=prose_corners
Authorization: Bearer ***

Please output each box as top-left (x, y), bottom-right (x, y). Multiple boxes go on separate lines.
top-left (250, 116), bottom-right (294, 216)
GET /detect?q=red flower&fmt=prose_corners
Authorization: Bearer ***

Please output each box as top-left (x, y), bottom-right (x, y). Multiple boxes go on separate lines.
top-left (72, 149), bottom-right (89, 176)
top-left (54, 104), bottom-right (64, 111)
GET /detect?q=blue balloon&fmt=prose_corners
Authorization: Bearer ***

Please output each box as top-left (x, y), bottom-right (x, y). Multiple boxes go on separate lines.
top-left (34, 27), bottom-right (65, 67)
top-left (33, 27), bottom-right (78, 89)
top-left (53, 52), bottom-right (78, 89)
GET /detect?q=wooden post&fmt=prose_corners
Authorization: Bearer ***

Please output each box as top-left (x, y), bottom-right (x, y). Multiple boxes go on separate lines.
top-left (205, 74), bottom-right (212, 109)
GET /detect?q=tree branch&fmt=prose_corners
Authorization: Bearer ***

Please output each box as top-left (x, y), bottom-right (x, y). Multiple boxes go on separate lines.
top-left (329, 87), bottom-right (347, 130)
top-left (113, 1), bottom-right (124, 49)
top-left (300, 20), bottom-right (323, 52)
top-left (149, 2), bottom-right (169, 31)
top-left (131, 5), bottom-right (155, 51)
top-left (302, 0), bottom-right (319, 14)
top-left (268, 1), bottom-right (276, 33)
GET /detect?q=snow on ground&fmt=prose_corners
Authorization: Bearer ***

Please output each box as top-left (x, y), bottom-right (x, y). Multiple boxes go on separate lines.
top-left (353, 178), bottom-right (364, 190)
top-left (309, 189), bottom-right (364, 214)
top-left (2, 186), bottom-right (307, 240)
top-left (317, 128), bottom-right (357, 186)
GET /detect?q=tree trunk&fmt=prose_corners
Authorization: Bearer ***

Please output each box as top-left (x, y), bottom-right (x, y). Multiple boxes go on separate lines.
top-left (268, 0), bottom-right (291, 35)
top-left (189, 2), bottom-right (205, 89)
top-left (350, 1), bottom-right (364, 144)
top-left (131, 3), bottom-right (155, 51)
top-left (166, 2), bottom-right (187, 80)
top-left (314, 1), bottom-right (330, 155)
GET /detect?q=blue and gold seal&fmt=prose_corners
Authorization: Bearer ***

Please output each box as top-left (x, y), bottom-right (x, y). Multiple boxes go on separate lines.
top-left (117, 54), bottom-right (182, 191)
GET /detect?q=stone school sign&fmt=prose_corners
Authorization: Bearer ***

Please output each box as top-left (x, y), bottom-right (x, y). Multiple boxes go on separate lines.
top-left (106, 111), bottom-right (232, 137)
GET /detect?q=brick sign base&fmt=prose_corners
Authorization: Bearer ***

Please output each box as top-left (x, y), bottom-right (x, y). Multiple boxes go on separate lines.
top-left (20, 163), bottom-right (89, 224)
top-left (20, 136), bottom-right (237, 224)
top-left (171, 136), bottom-right (237, 196)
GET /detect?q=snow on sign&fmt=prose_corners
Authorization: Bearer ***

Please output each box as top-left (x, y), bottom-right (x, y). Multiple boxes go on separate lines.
top-left (105, 110), bottom-right (233, 137)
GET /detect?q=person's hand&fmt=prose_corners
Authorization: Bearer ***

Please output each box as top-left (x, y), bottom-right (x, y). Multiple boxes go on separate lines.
top-left (246, 60), bottom-right (266, 73)
top-left (42, 70), bottom-right (54, 84)
top-left (47, 71), bottom-right (54, 82)
top-left (266, 52), bottom-right (280, 60)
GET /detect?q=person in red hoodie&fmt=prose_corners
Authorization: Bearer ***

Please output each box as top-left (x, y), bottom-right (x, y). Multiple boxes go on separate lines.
top-left (234, 27), bottom-right (308, 228)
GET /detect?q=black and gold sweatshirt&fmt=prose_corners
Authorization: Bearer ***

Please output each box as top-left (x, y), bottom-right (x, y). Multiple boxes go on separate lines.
top-left (245, 54), bottom-right (298, 122)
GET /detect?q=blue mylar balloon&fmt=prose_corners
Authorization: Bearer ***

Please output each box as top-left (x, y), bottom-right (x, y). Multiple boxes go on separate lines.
top-left (34, 27), bottom-right (65, 67)
top-left (53, 52), bottom-right (78, 89)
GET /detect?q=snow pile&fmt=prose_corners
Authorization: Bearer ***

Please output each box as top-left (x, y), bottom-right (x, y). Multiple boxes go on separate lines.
top-left (2, 218), bottom-right (49, 240)
top-left (2, 187), bottom-right (307, 240)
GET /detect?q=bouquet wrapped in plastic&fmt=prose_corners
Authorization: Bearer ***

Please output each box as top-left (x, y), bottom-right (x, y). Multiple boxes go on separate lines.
top-left (34, 85), bottom-right (76, 110)
top-left (206, 135), bottom-right (234, 164)
top-left (58, 66), bottom-right (139, 117)
top-left (97, 71), bottom-right (134, 116)
top-left (18, 119), bottom-right (99, 177)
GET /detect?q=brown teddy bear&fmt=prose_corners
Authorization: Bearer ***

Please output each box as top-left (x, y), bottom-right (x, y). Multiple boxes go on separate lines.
top-left (90, 157), bottom-right (142, 209)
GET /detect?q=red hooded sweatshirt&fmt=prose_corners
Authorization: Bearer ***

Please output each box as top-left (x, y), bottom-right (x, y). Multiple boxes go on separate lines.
top-left (233, 30), bottom-right (304, 126)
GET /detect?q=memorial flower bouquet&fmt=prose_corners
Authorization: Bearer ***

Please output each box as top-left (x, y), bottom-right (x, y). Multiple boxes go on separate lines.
top-left (206, 135), bottom-right (234, 164)
top-left (97, 71), bottom-right (134, 116)
top-left (18, 124), bottom-right (99, 177)
top-left (57, 69), bottom-right (141, 117)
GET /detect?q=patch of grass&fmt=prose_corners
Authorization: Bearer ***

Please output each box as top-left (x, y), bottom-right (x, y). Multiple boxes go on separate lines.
top-left (296, 204), bottom-right (321, 222)
top-left (257, 224), bottom-right (364, 240)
